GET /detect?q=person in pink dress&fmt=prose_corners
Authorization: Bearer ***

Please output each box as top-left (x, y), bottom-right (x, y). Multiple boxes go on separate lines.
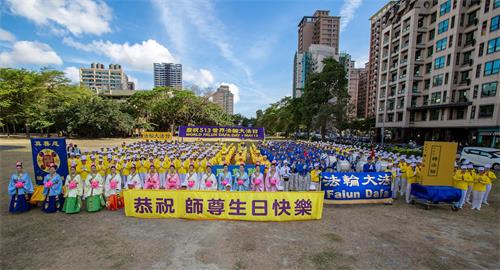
top-left (165, 165), bottom-right (180, 190)
top-left (265, 160), bottom-right (281, 192)
top-left (251, 162), bottom-right (265, 192)
top-left (144, 165), bottom-right (160, 190)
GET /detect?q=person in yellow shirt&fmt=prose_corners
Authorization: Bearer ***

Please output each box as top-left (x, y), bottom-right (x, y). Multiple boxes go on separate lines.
top-left (453, 165), bottom-right (473, 209)
top-left (77, 156), bottom-right (91, 184)
top-left (405, 163), bottom-right (417, 204)
top-left (310, 163), bottom-right (322, 191)
top-left (483, 164), bottom-right (496, 205)
top-left (121, 157), bottom-right (132, 188)
top-left (156, 156), bottom-right (168, 187)
top-left (472, 167), bottom-right (489, 211)
top-left (97, 157), bottom-right (106, 178)
top-left (465, 163), bottom-right (476, 204)
top-left (138, 157), bottom-right (148, 182)
top-left (399, 159), bottom-right (408, 197)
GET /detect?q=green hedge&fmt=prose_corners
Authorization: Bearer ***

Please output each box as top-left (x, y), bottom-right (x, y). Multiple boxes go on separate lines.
top-left (386, 146), bottom-right (422, 157)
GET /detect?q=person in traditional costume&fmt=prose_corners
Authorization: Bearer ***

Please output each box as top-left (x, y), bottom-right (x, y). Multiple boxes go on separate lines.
top-left (265, 161), bottom-right (282, 192)
top-left (8, 161), bottom-right (34, 214)
top-left (200, 163), bottom-right (217, 190)
top-left (251, 163), bottom-right (265, 192)
top-left (218, 163), bottom-right (232, 191)
top-left (126, 165), bottom-right (142, 189)
top-left (84, 164), bottom-right (105, 212)
top-left (62, 164), bottom-right (83, 214)
top-left (42, 163), bottom-right (63, 213)
top-left (165, 165), bottom-right (180, 190)
top-left (233, 163), bottom-right (249, 191)
top-left (184, 163), bottom-right (200, 190)
top-left (105, 165), bottom-right (123, 210)
top-left (144, 165), bottom-right (160, 190)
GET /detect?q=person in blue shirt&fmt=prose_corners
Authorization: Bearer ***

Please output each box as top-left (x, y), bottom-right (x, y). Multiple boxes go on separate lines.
top-left (233, 163), bottom-right (249, 191)
top-left (363, 157), bottom-right (377, 172)
top-left (8, 161), bottom-right (34, 214)
top-left (42, 163), bottom-right (63, 213)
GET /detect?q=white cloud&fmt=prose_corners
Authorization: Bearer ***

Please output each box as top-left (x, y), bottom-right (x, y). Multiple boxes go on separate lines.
top-left (0, 41), bottom-right (63, 67)
top-left (6, 0), bottom-right (112, 36)
top-left (63, 37), bottom-right (176, 71)
top-left (64, 66), bottom-right (80, 83)
top-left (153, 0), bottom-right (253, 82)
top-left (219, 82), bottom-right (240, 104)
top-left (354, 55), bottom-right (369, 68)
top-left (184, 68), bottom-right (215, 88)
top-left (0, 28), bottom-right (16, 42)
top-left (340, 0), bottom-right (363, 33)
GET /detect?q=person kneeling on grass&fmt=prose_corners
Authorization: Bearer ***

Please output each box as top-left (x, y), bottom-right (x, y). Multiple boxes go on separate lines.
top-left (62, 164), bottom-right (83, 214)
top-left (105, 164), bottom-right (123, 210)
top-left (84, 164), bottom-right (105, 212)
top-left (8, 161), bottom-right (34, 214)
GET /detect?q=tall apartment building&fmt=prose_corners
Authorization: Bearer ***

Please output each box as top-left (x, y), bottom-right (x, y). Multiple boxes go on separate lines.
top-left (339, 52), bottom-right (362, 119)
top-left (356, 63), bottom-right (369, 119)
top-left (293, 44), bottom-right (339, 98)
top-left (293, 10), bottom-right (340, 98)
top-left (368, 2), bottom-right (397, 119)
top-left (80, 63), bottom-right (129, 92)
top-left (154, 63), bottom-right (182, 89)
top-left (208, 85), bottom-right (234, 115)
top-left (373, 0), bottom-right (500, 147)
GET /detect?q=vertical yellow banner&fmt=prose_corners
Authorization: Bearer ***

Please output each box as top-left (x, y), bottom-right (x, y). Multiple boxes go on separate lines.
top-left (421, 141), bottom-right (458, 186)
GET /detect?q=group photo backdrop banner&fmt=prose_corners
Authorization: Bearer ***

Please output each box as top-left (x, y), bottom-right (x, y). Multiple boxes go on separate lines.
top-left (178, 126), bottom-right (265, 140)
top-left (123, 190), bottom-right (324, 221)
top-left (321, 172), bottom-right (392, 204)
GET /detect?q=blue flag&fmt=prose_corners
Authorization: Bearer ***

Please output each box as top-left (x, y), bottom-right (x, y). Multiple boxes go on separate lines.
top-left (30, 138), bottom-right (68, 185)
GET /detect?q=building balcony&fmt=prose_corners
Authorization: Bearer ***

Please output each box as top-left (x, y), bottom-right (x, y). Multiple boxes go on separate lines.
top-left (464, 39), bottom-right (476, 48)
top-left (398, 89), bottom-right (406, 95)
top-left (400, 59), bottom-right (408, 66)
top-left (401, 42), bottom-right (409, 50)
top-left (407, 100), bottom-right (472, 111)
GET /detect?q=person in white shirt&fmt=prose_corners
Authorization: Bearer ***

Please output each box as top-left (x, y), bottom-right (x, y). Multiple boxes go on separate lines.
top-left (280, 160), bottom-right (291, 191)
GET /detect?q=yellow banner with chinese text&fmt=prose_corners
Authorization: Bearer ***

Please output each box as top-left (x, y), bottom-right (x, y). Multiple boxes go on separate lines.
top-left (141, 131), bottom-right (172, 141)
top-left (123, 190), bottom-right (324, 221)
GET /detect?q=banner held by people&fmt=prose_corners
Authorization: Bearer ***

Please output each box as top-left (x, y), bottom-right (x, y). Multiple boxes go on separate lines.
top-left (321, 172), bottom-right (392, 204)
top-left (30, 138), bottom-right (68, 185)
top-left (123, 190), bottom-right (324, 221)
top-left (179, 126), bottom-right (265, 140)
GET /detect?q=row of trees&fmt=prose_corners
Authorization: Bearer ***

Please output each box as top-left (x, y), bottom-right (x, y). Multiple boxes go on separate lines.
top-left (252, 58), bottom-right (375, 138)
top-left (0, 68), bottom-right (233, 137)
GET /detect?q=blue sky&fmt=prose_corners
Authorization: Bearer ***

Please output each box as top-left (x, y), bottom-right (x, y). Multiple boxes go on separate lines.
top-left (0, 0), bottom-right (387, 117)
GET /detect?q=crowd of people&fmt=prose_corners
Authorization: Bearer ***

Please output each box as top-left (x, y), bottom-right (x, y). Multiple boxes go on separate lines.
top-left (8, 140), bottom-right (496, 214)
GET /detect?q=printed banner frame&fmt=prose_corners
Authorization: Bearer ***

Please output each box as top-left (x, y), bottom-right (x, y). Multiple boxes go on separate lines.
top-left (178, 125), bottom-right (265, 140)
top-left (30, 138), bottom-right (68, 185)
top-left (123, 190), bottom-right (324, 221)
top-left (321, 172), bottom-right (392, 204)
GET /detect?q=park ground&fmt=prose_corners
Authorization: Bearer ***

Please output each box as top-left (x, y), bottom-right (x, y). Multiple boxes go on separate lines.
top-left (0, 137), bottom-right (499, 270)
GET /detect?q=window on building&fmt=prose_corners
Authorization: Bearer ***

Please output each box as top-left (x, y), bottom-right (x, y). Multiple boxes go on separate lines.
top-left (426, 63), bottom-right (432, 73)
top-left (445, 72), bottom-right (449, 84)
top-left (431, 92), bottom-right (442, 104)
top-left (481, 82), bottom-right (498, 97)
top-left (495, 0), bottom-right (500, 9)
top-left (485, 0), bottom-right (491, 12)
top-left (434, 56), bottom-right (445, 69)
top-left (436, 38), bottom-right (447, 51)
top-left (397, 112), bottom-right (403, 121)
top-left (425, 79), bottom-right (431, 89)
top-left (491, 16), bottom-right (500, 31)
top-left (428, 46), bottom-right (434, 57)
top-left (451, 15), bottom-right (455, 28)
top-left (479, 42), bottom-right (485, 56)
top-left (474, 85), bottom-right (479, 98)
top-left (476, 64), bottom-right (482, 78)
top-left (433, 74), bottom-right (444, 86)
top-left (430, 109), bottom-right (440, 120)
top-left (438, 19), bottom-right (449, 34)
top-left (429, 29), bottom-right (435, 41)
top-left (431, 12), bottom-right (437, 23)
top-left (487, 37), bottom-right (500, 54)
top-left (456, 108), bottom-right (465, 119)
top-left (471, 105), bottom-right (476, 119)
top-left (440, 0), bottom-right (451, 16)
top-left (484, 59), bottom-right (500, 75)
top-left (479, 105), bottom-right (495, 118)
